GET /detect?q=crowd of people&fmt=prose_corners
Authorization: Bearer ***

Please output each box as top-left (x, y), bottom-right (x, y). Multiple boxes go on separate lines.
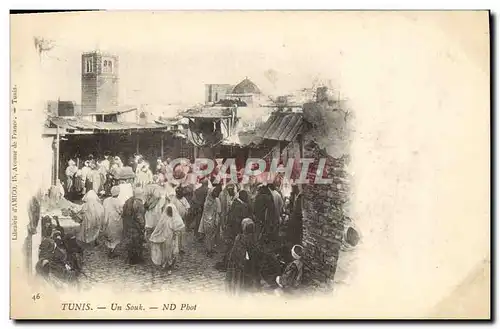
top-left (38, 152), bottom-right (307, 296)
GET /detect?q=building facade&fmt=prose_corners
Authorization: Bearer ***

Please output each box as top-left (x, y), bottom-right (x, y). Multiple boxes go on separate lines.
top-left (204, 84), bottom-right (234, 104)
top-left (81, 51), bottom-right (119, 114)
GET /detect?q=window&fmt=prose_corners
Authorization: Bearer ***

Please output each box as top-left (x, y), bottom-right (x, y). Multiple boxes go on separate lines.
top-left (85, 57), bottom-right (93, 73)
top-left (103, 59), bottom-right (113, 73)
top-left (96, 114), bottom-right (117, 122)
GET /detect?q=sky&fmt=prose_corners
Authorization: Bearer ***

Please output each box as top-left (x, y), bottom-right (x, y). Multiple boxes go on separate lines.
top-left (29, 11), bottom-right (347, 115)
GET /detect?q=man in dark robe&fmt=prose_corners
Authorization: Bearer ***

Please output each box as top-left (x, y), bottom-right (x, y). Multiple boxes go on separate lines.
top-left (216, 190), bottom-right (252, 271)
top-left (122, 187), bottom-right (146, 265)
top-left (218, 182), bottom-right (237, 245)
top-left (286, 184), bottom-right (304, 247)
top-left (253, 184), bottom-right (279, 247)
top-left (190, 179), bottom-right (209, 240)
top-left (275, 244), bottom-right (304, 295)
top-left (225, 218), bottom-right (260, 294)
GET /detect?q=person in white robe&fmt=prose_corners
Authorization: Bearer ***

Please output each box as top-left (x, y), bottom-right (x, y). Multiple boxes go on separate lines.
top-left (65, 160), bottom-right (78, 195)
top-left (170, 187), bottom-right (190, 254)
top-left (102, 186), bottom-right (123, 257)
top-left (144, 184), bottom-right (166, 240)
top-left (149, 203), bottom-right (185, 274)
top-left (71, 190), bottom-right (104, 246)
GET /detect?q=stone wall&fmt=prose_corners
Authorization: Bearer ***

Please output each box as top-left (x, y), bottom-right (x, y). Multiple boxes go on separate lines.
top-left (301, 141), bottom-right (350, 287)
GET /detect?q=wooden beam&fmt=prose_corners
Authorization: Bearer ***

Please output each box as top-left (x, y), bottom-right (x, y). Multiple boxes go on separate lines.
top-left (299, 134), bottom-right (304, 158)
top-left (55, 126), bottom-right (60, 185)
top-left (160, 134), bottom-right (164, 159)
top-left (136, 134), bottom-right (140, 154)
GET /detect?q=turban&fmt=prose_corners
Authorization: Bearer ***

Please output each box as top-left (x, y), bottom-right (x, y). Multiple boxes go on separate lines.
top-left (111, 186), bottom-right (120, 197)
top-left (291, 244), bottom-right (304, 260)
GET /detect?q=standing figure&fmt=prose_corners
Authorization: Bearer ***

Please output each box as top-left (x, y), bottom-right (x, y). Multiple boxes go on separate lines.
top-left (71, 190), bottom-right (104, 247)
top-left (113, 156), bottom-right (124, 168)
top-left (149, 203), bottom-right (185, 274)
top-left (225, 218), bottom-right (259, 295)
top-left (122, 187), bottom-right (146, 265)
top-left (217, 190), bottom-right (252, 271)
top-left (144, 184), bottom-right (165, 240)
top-left (98, 160), bottom-right (108, 195)
top-left (136, 162), bottom-right (154, 189)
top-left (241, 175), bottom-right (259, 207)
top-left (268, 183), bottom-right (284, 232)
top-left (101, 153), bottom-right (111, 172)
top-left (286, 184), bottom-right (304, 247)
top-left (133, 155), bottom-right (144, 174)
top-left (170, 187), bottom-right (190, 254)
top-left (81, 161), bottom-right (92, 195)
top-left (190, 179), bottom-right (209, 240)
top-left (116, 167), bottom-right (135, 205)
top-left (156, 158), bottom-right (165, 174)
top-left (73, 169), bottom-right (84, 198)
top-left (102, 186), bottom-right (123, 257)
top-left (198, 184), bottom-right (222, 257)
top-left (65, 160), bottom-right (78, 198)
top-left (90, 162), bottom-right (102, 194)
top-left (219, 182), bottom-right (238, 244)
top-left (253, 184), bottom-right (278, 245)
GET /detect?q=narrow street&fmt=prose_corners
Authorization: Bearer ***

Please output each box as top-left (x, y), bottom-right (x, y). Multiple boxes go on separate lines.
top-left (79, 232), bottom-right (226, 294)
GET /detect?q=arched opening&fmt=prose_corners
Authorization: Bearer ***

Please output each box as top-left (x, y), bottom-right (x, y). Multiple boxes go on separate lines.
top-left (345, 226), bottom-right (360, 247)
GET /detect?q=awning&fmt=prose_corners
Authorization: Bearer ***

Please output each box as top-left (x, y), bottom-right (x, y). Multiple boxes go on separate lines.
top-left (256, 112), bottom-right (305, 142)
top-left (46, 117), bottom-right (170, 134)
top-left (182, 106), bottom-right (234, 119)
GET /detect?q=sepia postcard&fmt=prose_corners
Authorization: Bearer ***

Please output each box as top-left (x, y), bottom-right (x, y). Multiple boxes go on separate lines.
top-left (9, 10), bottom-right (490, 319)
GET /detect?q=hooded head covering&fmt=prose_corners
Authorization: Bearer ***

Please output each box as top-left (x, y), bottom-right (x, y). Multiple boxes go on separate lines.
top-left (133, 187), bottom-right (145, 200)
top-left (111, 186), bottom-right (120, 197)
top-left (68, 159), bottom-right (76, 166)
top-left (149, 203), bottom-right (185, 244)
top-left (238, 190), bottom-right (249, 204)
top-left (83, 190), bottom-right (100, 203)
top-left (241, 218), bottom-right (255, 234)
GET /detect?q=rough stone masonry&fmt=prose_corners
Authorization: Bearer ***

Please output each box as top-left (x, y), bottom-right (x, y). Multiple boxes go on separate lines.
top-left (300, 87), bottom-right (351, 289)
top-left (301, 142), bottom-right (350, 289)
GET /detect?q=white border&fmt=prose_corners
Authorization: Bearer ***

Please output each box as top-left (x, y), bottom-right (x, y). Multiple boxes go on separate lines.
top-left (2, 1), bottom-right (497, 328)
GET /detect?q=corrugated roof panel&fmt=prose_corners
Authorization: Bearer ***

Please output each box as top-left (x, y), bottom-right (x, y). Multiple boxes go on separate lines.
top-left (283, 116), bottom-right (304, 141)
top-left (277, 114), bottom-right (300, 141)
top-left (262, 115), bottom-right (282, 139)
top-left (270, 115), bottom-right (292, 140)
top-left (49, 117), bottom-right (169, 133)
top-left (49, 117), bottom-right (74, 129)
top-left (256, 112), bottom-right (305, 142)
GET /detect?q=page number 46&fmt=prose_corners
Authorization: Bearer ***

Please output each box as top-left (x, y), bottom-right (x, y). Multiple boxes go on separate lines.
top-left (32, 293), bottom-right (40, 301)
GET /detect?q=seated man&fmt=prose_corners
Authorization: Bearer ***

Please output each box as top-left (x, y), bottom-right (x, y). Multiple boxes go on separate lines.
top-left (275, 244), bottom-right (304, 295)
top-left (36, 238), bottom-right (78, 286)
